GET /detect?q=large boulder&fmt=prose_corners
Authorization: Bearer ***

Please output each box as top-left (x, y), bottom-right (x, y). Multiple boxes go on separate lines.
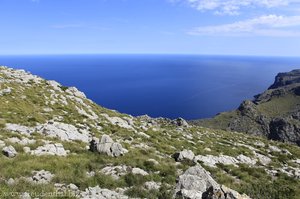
top-left (173, 149), bottom-right (195, 162)
top-left (2, 145), bottom-right (17, 158)
top-left (175, 165), bottom-right (250, 199)
top-left (173, 117), bottom-right (189, 127)
top-left (175, 165), bottom-right (220, 199)
top-left (91, 135), bottom-right (128, 157)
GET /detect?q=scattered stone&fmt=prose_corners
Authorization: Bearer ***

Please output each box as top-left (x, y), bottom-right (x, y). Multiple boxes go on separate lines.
top-left (147, 158), bottom-right (159, 165)
top-left (137, 131), bottom-right (150, 139)
top-left (254, 152), bottom-right (272, 166)
top-left (23, 146), bottom-right (31, 153)
top-left (269, 145), bottom-right (282, 153)
top-left (19, 192), bottom-right (31, 199)
top-left (66, 87), bottom-right (86, 98)
top-left (101, 114), bottom-right (135, 129)
top-left (173, 149), bottom-right (195, 162)
top-left (30, 143), bottom-right (68, 156)
top-left (2, 145), bottom-right (17, 158)
top-left (194, 155), bottom-right (239, 168)
top-left (0, 140), bottom-right (5, 148)
top-left (6, 137), bottom-right (36, 145)
top-left (6, 178), bottom-right (15, 186)
top-left (0, 88), bottom-right (12, 96)
top-left (43, 107), bottom-right (53, 112)
top-left (253, 141), bottom-right (265, 148)
top-left (144, 181), bottom-right (161, 190)
top-left (132, 168), bottom-right (149, 176)
top-left (28, 170), bottom-right (54, 184)
top-left (86, 171), bottom-right (96, 178)
top-left (101, 165), bottom-right (129, 180)
top-left (236, 155), bottom-right (257, 165)
top-left (221, 185), bottom-right (251, 199)
top-left (80, 186), bottom-right (128, 199)
top-left (55, 183), bottom-right (80, 196)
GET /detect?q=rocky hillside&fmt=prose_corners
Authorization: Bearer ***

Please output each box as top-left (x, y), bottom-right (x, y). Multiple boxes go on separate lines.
top-left (0, 66), bottom-right (300, 199)
top-left (193, 69), bottom-right (300, 146)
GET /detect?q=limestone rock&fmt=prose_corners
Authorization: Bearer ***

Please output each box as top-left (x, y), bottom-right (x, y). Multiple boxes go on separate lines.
top-left (132, 167), bottom-right (149, 176)
top-left (194, 155), bottom-right (239, 167)
top-left (173, 149), bottom-right (195, 162)
top-left (175, 165), bottom-right (251, 199)
top-left (30, 143), bottom-right (68, 156)
top-left (37, 122), bottom-right (90, 143)
top-left (5, 123), bottom-right (35, 136)
top-left (144, 181), bottom-right (161, 190)
top-left (2, 145), bottom-right (17, 158)
top-left (175, 165), bottom-right (220, 199)
top-left (6, 137), bottom-right (36, 145)
top-left (254, 152), bottom-right (271, 166)
top-left (236, 155), bottom-right (257, 165)
top-left (19, 192), bottom-right (31, 199)
top-left (101, 165), bottom-right (129, 179)
top-left (28, 170), bottom-right (54, 184)
top-left (173, 117), bottom-right (189, 127)
top-left (6, 178), bottom-right (15, 185)
top-left (101, 114), bottom-right (135, 129)
top-left (94, 134), bottom-right (127, 157)
top-left (80, 186), bottom-right (128, 199)
top-left (0, 88), bottom-right (12, 96)
top-left (0, 140), bottom-right (5, 148)
top-left (221, 185), bottom-right (251, 199)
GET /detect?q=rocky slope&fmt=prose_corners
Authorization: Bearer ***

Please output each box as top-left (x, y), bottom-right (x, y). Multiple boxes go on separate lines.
top-left (193, 69), bottom-right (300, 146)
top-left (0, 66), bottom-right (300, 199)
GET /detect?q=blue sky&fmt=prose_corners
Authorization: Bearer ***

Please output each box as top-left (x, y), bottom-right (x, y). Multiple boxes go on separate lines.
top-left (1, 0), bottom-right (300, 56)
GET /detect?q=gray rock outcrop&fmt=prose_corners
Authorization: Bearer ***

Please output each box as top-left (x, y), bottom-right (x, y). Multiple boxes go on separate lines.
top-left (28, 170), bottom-right (54, 184)
top-left (91, 135), bottom-right (128, 157)
top-left (30, 143), bottom-right (68, 156)
top-left (173, 149), bottom-right (195, 162)
top-left (2, 145), bottom-right (17, 158)
top-left (175, 165), bottom-right (250, 199)
top-left (80, 186), bottom-right (128, 199)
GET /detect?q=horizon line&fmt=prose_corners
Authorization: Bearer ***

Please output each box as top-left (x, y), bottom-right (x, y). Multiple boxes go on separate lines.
top-left (0, 53), bottom-right (300, 58)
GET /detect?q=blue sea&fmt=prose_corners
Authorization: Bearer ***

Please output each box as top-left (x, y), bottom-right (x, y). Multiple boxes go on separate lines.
top-left (1, 54), bottom-right (300, 120)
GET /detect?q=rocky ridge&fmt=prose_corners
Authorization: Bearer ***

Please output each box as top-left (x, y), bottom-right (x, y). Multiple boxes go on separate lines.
top-left (194, 69), bottom-right (300, 146)
top-left (0, 66), bottom-right (299, 199)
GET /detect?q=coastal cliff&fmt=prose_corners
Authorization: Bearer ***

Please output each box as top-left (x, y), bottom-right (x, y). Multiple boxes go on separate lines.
top-left (193, 69), bottom-right (300, 146)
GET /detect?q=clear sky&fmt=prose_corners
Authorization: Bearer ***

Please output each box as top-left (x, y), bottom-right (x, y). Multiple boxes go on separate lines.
top-left (1, 0), bottom-right (300, 56)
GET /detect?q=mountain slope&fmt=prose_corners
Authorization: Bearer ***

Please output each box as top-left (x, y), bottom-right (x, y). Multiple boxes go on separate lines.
top-left (0, 66), bottom-right (300, 199)
top-left (193, 69), bottom-right (300, 146)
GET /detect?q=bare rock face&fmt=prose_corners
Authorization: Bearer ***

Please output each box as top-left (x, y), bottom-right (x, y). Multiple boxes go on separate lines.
top-left (175, 165), bottom-right (251, 199)
top-left (2, 145), bottom-right (17, 158)
top-left (269, 69), bottom-right (300, 89)
top-left (91, 134), bottom-right (128, 157)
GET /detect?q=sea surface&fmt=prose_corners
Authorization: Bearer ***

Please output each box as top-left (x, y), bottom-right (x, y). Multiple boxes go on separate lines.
top-left (1, 54), bottom-right (300, 120)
